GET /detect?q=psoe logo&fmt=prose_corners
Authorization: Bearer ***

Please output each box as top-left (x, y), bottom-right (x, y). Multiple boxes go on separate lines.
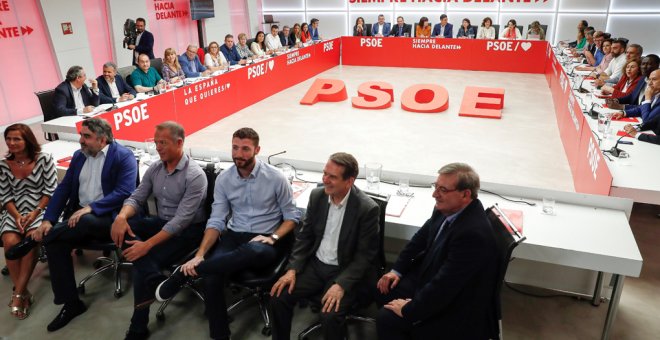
top-left (113, 103), bottom-right (149, 131)
top-left (586, 137), bottom-right (600, 180)
top-left (360, 38), bottom-right (382, 48)
top-left (486, 41), bottom-right (532, 52)
top-left (323, 41), bottom-right (334, 52)
top-left (247, 60), bottom-right (275, 80)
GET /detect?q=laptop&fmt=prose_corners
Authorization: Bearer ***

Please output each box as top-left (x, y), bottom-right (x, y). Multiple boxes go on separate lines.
top-left (264, 15), bottom-right (274, 23)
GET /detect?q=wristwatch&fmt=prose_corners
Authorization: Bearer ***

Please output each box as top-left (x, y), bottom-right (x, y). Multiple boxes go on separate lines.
top-left (270, 234), bottom-right (280, 242)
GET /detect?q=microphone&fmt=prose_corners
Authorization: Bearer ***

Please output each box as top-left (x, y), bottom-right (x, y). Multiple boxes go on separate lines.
top-left (609, 133), bottom-right (628, 157)
top-left (588, 102), bottom-right (601, 119)
top-left (267, 150), bottom-right (287, 164)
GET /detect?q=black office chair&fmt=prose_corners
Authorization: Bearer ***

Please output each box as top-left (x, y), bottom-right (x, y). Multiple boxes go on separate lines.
top-left (298, 193), bottom-right (389, 340)
top-left (485, 205), bottom-right (526, 339)
top-left (492, 24), bottom-right (501, 40)
top-left (247, 38), bottom-right (255, 48)
top-left (117, 65), bottom-right (136, 84)
top-left (150, 58), bottom-right (164, 77)
top-left (1, 238), bottom-right (8, 276)
top-left (34, 89), bottom-right (58, 141)
top-left (364, 23), bottom-right (372, 37)
top-left (126, 74), bottom-right (134, 87)
top-left (76, 157), bottom-right (142, 298)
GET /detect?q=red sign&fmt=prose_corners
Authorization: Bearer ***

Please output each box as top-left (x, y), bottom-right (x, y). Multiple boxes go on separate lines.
top-left (61, 22), bottom-right (72, 35)
top-left (341, 37), bottom-right (547, 73)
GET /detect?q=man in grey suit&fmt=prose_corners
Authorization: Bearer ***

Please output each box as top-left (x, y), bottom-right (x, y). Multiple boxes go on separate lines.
top-left (270, 152), bottom-right (380, 340)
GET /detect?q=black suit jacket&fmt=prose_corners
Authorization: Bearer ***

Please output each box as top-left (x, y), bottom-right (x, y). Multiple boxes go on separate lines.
top-left (390, 24), bottom-right (412, 37)
top-left (96, 75), bottom-right (137, 104)
top-left (279, 32), bottom-right (295, 48)
top-left (288, 186), bottom-right (379, 292)
top-left (638, 114), bottom-right (660, 145)
top-left (392, 199), bottom-right (498, 339)
top-left (133, 30), bottom-right (155, 65)
top-left (52, 81), bottom-right (99, 119)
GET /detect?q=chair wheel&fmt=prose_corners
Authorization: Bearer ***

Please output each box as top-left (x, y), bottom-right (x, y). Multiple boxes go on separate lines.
top-left (1, 266), bottom-right (8, 276)
top-left (77, 285), bottom-right (86, 294)
top-left (156, 311), bottom-right (165, 321)
top-left (93, 260), bottom-right (104, 269)
top-left (75, 249), bottom-right (83, 256)
top-left (261, 326), bottom-right (271, 336)
top-left (114, 290), bottom-right (123, 298)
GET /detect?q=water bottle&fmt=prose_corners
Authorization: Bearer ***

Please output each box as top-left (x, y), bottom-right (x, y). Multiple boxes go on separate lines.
top-left (597, 112), bottom-right (607, 133)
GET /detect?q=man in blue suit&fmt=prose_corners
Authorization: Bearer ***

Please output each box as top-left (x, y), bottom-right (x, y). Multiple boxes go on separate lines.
top-left (371, 14), bottom-right (391, 37)
top-left (29, 118), bottom-right (137, 332)
top-left (179, 44), bottom-right (211, 78)
top-left (128, 18), bottom-right (155, 66)
top-left (310, 18), bottom-right (321, 41)
top-left (97, 62), bottom-right (136, 104)
top-left (432, 14), bottom-right (453, 38)
top-left (614, 69), bottom-right (660, 122)
top-left (221, 34), bottom-right (247, 66)
top-left (390, 16), bottom-right (412, 37)
top-left (610, 55), bottom-right (659, 108)
top-left (279, 25), bottom-right (295, 48)
top-left (52, 65), bottom-right (99, 119)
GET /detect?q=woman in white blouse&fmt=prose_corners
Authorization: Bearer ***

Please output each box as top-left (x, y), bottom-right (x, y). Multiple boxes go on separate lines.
top-left (500, 19), bottom-right (522, 40)
top-left (250, 31), bottom-right (273, 57)
top-left (477, 17), bottom-right (496, 40)
top-left (204, 41), bottom-right (228, 73)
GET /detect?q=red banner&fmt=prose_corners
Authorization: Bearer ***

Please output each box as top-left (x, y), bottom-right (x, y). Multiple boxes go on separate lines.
top-left (341, 36), bottom-right (547, 73)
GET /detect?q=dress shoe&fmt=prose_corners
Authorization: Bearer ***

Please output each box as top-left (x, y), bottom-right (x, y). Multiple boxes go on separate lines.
top-left (134, 274), bottom-right (166, 310)
top-left (155, 266), bottom-right (187, 302)
top-left (47, 300), bottom-right (87, 332)
top-left (5, 237), bottom-right (37, 260)
top-left (125, 329), bottom-right (150, 340)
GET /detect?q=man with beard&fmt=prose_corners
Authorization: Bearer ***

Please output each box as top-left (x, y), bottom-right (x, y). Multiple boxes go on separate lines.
top-left (111, 121), bottom-right (207, 340)
top-left (154, 127), bottom-right (300, 340)
top-left (128, 17), bottom-right (155, 66)
top-left (97, 61), bottom-right (136, 104)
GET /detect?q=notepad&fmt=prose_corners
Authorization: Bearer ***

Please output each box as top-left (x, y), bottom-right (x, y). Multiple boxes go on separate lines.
top-left (385, 195), bottom-right (413, 217)
top-left (611, 117), bottom-right (639, 123)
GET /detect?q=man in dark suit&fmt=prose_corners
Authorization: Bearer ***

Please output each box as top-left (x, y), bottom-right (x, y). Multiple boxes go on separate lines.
top-left (375, 163), bottom-right (498, 340)
top-left (52, 65), bottom-right (99, 119)
top-left (614, 69), bottom-right (660, 122)
top-left (270, 152), bottom-right (380, 340)
top-left (431, 14), bottom-right (453, 38)
top-left (97, 62), bottom-right (136, 104)
top-left (220, 34), bottom-right (247, 66)
top-left (128, 18), bottom-right (154, 66)
top-left (29, 118), bottom-right (137, 332)
top-left (625, 113), bottom-right (660, 145)
top-left (279, 25), bottom-right (295, 48)
top-left (179, 44), bottom-right (211, 78)
top-left (390, 16), bottom-right (412, 37)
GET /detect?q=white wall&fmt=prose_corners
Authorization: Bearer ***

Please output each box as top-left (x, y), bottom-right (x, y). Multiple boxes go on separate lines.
top-left (261, 0), bottom-right (660, 54)
top-left (107, 0), bottom-right (149, 68)
top-left (204, 0), bottom-right (233, 44)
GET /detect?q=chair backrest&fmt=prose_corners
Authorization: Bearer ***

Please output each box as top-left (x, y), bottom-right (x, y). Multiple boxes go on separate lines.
top-left (485, 205), bottom-right (526, 332)
top-left (492, 24), bottom-right (500, 39)
top-left (516, 25), bottom-right (523, 36)
top-left (35, 89), bottom-right (57, 122)
top-left (202, 164), bottom-right (220, 219)
top-left (366, 193), bottom-right (389, 272)
top-left (117, 65), bottom-right (136, 84)
top-left (150, 57), bottom-right (164, 77)
top-left (197, 47), bottom-right (206, 63)
top-left (247, 38), bottom-right (255, 47)
top-left (125, 74), bottom-right (133, 87)
top-left (364, 23), bottom-right (372, 36)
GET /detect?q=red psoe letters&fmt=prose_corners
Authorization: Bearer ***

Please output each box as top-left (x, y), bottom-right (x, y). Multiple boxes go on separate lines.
top-left (459, 86), bottom-right (505, 119)
top-left (300, 78), bottom-right (347, 105)
top-left (351, 81), bottom-right (394, 109)
top-left (400, 84), bottom-right (449, 113)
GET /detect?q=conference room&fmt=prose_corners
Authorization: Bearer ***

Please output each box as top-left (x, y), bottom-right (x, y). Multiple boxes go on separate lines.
top-left (1, 0), bottom-right (659, 339)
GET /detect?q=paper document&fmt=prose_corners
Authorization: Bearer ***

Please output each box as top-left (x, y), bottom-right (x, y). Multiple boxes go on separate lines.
top-left (386, 195), bottom-right (413, 217)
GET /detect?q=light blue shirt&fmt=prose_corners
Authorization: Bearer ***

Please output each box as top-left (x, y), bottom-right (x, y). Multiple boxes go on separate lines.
top-left (206, 159), bottom-right (301, 234)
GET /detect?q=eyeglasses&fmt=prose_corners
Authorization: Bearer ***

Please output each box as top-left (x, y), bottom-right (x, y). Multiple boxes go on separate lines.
top-left (431, 183), bottom-right (460, 194)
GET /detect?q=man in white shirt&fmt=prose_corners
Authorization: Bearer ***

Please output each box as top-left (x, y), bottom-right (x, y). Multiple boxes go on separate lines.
top-left (595, 39), bottom-right (627, 87)
top-left (372, 14), bottom-right (391, 37)
top-left (97, 62), bottom-right (136, 104)
top-left (52, 66), bottom-right (99, 119)
top-left (270, 152), bottom-right (380, 340)
top-left (266, 25), bottom-right (283, 51)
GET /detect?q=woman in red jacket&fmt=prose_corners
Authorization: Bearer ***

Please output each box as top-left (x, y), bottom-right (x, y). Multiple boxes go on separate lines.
top-left (300, 22), bottom-right (311, 43)
top-left (602, 59), bottom-right (642, 98)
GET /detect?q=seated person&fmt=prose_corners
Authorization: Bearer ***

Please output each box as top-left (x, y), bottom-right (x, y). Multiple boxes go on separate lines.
top-left (110, 121), bottom-right (207, 340)
top-left (390, 16), bottom-right (412, 37)
top-left (29, 118), bottom-right (137, 332)
top-left (371, 14), bottom-right (391, 37)
top-left (155, 128), bottom-right (301, 340)
top-left (204, 41), bottom-right (229, 73)
top-left (235, 33), bottom-right (255, 59)
top-left (624, 114), bottom-right (660, 145)
top-left (97, 62), bottom-right (136, 104)
top-left (291, 24), bottom-right (304, 46)
top-left (220, 34), bottom-right (247, 66)
top-left (353, 17), bottom-right (368, 37)
top-left (375, 163), bottom-right (498, 340)
top-left (266, 25), bottom-right (283, 51)
top-left (162, 48), bottom-right (186, 83)
top-left (1, 124), bottom-right (56, 320)
top-left (500, 19), bottom-right (521, 40)
top-left (431, 14), bottom-right (452, 38)
top-left (597, 42), bottom-right (640, 87)
top-left (526, 21), bottom-right (545, 40)
top-left (562, 20), bottom-right (588, 48)
top-left (279, 25), bottom-right (295, 48)
top-left (52, 66), bottom-right (99, 118)
top-left (577, 39), bottom-right (612, 73)
top-left (613, 69), bottom-right (660, 122)
top-left (310, 18), bottom-right (321, 41)
top-left (178, 44), bottom-right (211, 78)
top-left (570, 27), bottom-right (595, 57)
top-left (416, 17), bottom-right (431, 38)
top-left (456, 18), bottom-right (476, 39)
top-left (300, 23), bottom-right (312, 44)
top-left (130, 54), bottom-right (165, 93)
top-left (601, 59), bottom-right (642, 98)
top-left (592, 39), bottom-right (627, 87)
top-left (609, 55), bottom-right (660, 108)
top-left (270, 152), bottom-right (380, 340)
top-left (582, 31), bottom-right (605, 67)
top-left (251, 31), bottom-right (272, 57)
top-left (476, 17), bottom-right (496, 40)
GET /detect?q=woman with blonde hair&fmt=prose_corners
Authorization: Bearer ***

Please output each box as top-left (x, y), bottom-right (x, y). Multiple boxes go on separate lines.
top-left (526, 21), bottom-right (545, 40)
top-left (205, 41), bottom-right (228, 72)
top-left (162, 47), bottom-right (185, 83)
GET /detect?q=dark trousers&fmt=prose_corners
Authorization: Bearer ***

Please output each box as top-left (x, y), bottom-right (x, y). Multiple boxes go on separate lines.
top-left (196, 229), bottom-right (278, 339)
top-left (127, 217), bottom-right (203, 333)
top-left (375, 276), bottom-right (423, 340)
top-left (270, 257), bottom-right (356, 340)
top-left (45, 214), bottom-right (113, 305)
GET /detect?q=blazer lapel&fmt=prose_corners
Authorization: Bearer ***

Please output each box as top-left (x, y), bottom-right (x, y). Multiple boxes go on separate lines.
top-left (337, 188), bottom-right (359, 265)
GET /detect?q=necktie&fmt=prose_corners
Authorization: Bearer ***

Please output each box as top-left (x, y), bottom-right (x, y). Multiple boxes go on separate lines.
top-left (420, 219), bottom-right (450, 272)
top-left (398, 26), bottom-right (402, 36)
